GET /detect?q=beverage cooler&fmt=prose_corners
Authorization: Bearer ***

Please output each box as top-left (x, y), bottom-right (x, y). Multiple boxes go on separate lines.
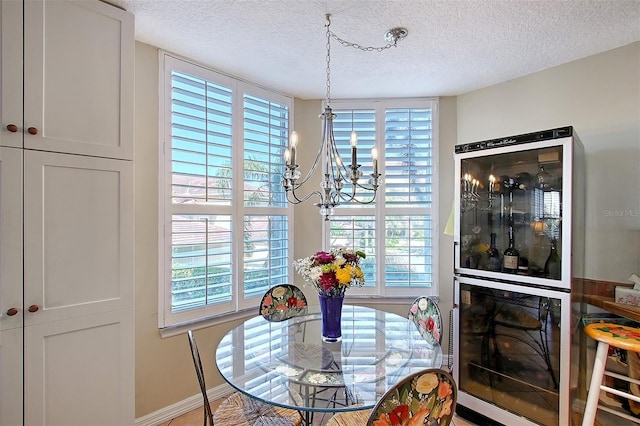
top-left (452, 126), bottom-right (585, 425)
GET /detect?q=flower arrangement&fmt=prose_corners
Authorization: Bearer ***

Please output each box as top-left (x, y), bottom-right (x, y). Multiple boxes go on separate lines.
top-left (293, 248), bottom-right (366, 297)
top-left (371, 371), bottom-right (455, 426)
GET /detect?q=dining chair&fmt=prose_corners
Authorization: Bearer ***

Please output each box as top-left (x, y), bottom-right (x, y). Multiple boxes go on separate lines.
top-left (259, 284), bottom-right (308, 322)
top-left (409, 296), bottom-right (455, 372)
top-left (326, 368), bottom-right (457, 426)
top-left (187, 330), bottom-right (302, 426)
top-left (408, 296), bottom-right (443, 346)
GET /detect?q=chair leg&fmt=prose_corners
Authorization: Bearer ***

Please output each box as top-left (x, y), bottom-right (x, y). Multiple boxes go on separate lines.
top-left (582, 341), bottom-right (610, 426)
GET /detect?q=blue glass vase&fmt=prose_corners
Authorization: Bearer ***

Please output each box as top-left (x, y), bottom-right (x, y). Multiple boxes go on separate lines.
top-left (319, 293), bottom-right (344, 342)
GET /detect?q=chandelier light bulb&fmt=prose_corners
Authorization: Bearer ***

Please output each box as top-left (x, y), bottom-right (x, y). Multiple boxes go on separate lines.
top-left (371, 147), bottom-right (378, 175)
top-left (289, 131), bottom-right (298, 166)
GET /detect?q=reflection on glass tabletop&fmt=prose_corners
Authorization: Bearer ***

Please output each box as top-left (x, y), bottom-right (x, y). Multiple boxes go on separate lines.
top-left (215, 305), bottom-right (443, 414)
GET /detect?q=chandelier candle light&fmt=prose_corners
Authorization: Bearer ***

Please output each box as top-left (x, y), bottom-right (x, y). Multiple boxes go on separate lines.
top-left (281, 14), bottom-right (408, 221)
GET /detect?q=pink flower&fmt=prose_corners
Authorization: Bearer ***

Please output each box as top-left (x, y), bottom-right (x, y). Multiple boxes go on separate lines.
top-left (319, 271), bottom-right (337, 292)
top-left (410, 304), bottom-right (418, 314)
top-left (314, 251), bottom-right (335, 264)
top-left (342, 252), bottom-right (357, 262)
top-left (432, 328), bottom-right (441, 342)
top-left (262, 293), bottom-right (273, 307)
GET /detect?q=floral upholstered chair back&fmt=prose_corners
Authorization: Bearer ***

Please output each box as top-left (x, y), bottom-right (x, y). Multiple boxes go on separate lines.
top-left (408, 296), bottom-right (443, 346)
top-left (259, 284), bottom-right (308, 322)
top-left (367, 368), bottom-right (457, 426)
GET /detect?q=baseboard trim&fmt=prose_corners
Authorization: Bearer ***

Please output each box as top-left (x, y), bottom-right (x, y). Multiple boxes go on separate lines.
top-left (135, 383), bottom-right (234, 426)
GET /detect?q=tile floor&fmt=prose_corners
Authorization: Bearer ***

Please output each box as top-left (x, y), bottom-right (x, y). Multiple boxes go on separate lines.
top-left (161, 397), bottom-right (478, 425)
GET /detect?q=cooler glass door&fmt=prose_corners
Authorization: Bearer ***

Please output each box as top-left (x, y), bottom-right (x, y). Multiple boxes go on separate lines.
top-left (454, 276), bottom-right (572, 426)
top-left (454, 138), bottom-right (573, 289)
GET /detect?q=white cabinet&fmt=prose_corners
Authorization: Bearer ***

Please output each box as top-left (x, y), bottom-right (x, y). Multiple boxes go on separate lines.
top-left (0, 0), bottom-right (23, 149)
top-left (0, 1), bottom-right (134, 425)
top-left (23, 151), bottom-right (134, 325)
top-left (3, 0), bottom-right (134, 159)
top-left (0, 147), bottom-right (23, 426)
top-left (24, 310), bottom-right (135, 425)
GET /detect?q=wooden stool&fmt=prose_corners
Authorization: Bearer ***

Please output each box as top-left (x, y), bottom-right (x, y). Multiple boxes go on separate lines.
top-left (582, 323), bottom-right (640, 425)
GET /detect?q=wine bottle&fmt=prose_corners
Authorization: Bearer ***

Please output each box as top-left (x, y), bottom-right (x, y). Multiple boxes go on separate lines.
top-left (544, 238), bottom-right (561, 279)
top-left (503, 226), bottom-right (520, 273)
top-left (518, 256), bottom-right (529, 274)
top-left (487, 232), bottom-right (501, 272)
top-left (503, 181), bottom-right (519, 273)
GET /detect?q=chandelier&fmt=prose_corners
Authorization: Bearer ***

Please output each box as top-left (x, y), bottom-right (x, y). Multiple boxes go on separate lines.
top-left (281, 14), bottom-right (408, 221)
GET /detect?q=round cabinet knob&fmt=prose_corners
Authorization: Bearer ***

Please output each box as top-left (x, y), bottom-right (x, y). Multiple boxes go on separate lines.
top-left (27, 127), bottom-right (38, 135)
top-left (6, 124), bottom-right (18, 133)
top-left (28, 305), bottom-right (39, 313)
top-left (6, 307), bottom-right (18, 316)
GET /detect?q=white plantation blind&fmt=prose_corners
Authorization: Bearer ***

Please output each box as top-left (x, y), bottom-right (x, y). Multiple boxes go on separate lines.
top-left (160, 53), bottom-right (293, 327)
top-left (243, 95), bottom-right (289, 208)
top-left (171, 214), bottom-right (233, 311)
top-left (384, 215), bottom-right (432, 287)
top-left (328, 99), bottom-right (438, 297)
top-left (171, 71), bottom-right (233, 205)
top-left (384, 109), bottom-right (433, 208)
top-left (333, 109), bottom-right (376, 206)
top-left (243, 215), bottom-right (289, 299)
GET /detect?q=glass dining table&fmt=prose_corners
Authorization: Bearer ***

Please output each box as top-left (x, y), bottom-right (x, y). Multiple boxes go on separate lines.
top-left (215, 304), bottom-right (443, 424)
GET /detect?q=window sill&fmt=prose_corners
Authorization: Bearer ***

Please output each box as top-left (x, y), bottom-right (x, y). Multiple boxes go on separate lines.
top-left (158, 308), bottom-right (256, 339)
top-left (158, 295), bottom-right (438, 338)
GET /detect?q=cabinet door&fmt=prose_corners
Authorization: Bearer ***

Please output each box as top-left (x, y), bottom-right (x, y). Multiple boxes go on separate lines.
top-left (0, 147), bottom-right (22, 426)
top-left (23, 150), bottom-right (133, 325)
top-left (23, 0), bottom-right (134, 159)
top-left (0, 327), bottom-right (22, 426)
top-left (0, 0), bottom-right (23, 148)
top-left (0, 147), bottom-right (22, 331)
top-left (24, 309), bottom-right (135, 425)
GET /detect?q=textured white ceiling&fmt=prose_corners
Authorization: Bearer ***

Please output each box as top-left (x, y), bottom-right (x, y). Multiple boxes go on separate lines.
top-left (112, 0), bottom-right (640, 99)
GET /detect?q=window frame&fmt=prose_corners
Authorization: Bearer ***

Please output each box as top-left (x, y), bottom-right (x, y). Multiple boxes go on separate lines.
top-left (323, 98), bottom-right (439, 298)
top-left (158, 52), bottom-right (294, 328)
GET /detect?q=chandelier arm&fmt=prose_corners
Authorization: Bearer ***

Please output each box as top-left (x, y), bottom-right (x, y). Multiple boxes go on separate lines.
top-left (336, 187), bottom-right (378, 205)
top-left (290, 138), bottom-right (324, 188)
top-left (286, 188), bottom-right (322, 205)
top-left (333, 191), bottom-right (375, 205)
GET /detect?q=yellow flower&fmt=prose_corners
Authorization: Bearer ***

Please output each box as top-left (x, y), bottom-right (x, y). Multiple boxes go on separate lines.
top-left (335, 266), bottom-right (352, 284)
top-left (354, 267), bottom-right (364, 279)
top-left (415, 373), bottom-right (439, 394)
top-left (272, 286), bottom-right (286, 298)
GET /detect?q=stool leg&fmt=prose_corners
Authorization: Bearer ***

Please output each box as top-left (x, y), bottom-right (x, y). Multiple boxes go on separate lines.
top-left (582, 341), bottom-right (610, 426)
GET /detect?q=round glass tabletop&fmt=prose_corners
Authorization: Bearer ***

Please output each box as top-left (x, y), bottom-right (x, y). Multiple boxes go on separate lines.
top-left (215, 304), bottom-right (443, 415)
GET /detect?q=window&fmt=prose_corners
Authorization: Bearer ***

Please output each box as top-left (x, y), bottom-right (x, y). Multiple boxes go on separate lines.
top-left (159, 53), bottom-right (292, 327)
top-left (326, 99), bottom-right (438, 297)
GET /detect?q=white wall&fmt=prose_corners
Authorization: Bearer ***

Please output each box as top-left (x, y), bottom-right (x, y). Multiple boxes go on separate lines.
top-left (133, 40), bottom-right (639, 417)
top-left (456, 42), bottom-right (640, 282)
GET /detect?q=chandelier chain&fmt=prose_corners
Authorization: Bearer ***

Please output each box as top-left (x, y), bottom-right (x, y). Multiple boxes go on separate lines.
top-left (325, 18), bottom-right (332, 105)
top-left (324, 13), bottom-right (400, 106)
top-left (327, 30), bottom-right (398, 52)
